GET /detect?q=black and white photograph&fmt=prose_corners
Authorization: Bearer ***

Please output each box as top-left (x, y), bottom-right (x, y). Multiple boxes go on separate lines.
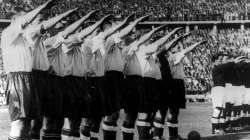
top-left (1, 0), bottom-right (250, 140)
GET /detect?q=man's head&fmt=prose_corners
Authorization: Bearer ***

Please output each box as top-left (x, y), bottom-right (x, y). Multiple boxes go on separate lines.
top-left (212, 53), bottom-right (223, 65)
top-left (169, 45), bottom-right (179, 54)
top-left (100, 16), bottom-right (115, 32)
top-left (10, 7), bottom-right (27, 24)
top-left (32, 14), bottom-right (44, 25)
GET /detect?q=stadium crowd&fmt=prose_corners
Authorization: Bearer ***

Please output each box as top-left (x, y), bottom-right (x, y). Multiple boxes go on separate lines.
top-left (176, 27), bottom-right (250, 94)
top-left (0, 0), bottom-right (250, 21)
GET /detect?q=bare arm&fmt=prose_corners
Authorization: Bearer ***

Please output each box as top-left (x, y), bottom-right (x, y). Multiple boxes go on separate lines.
top-left (115, 15), bottom-right (149, 39)
top-left (137, 24), bottom-right (167, 47)
top-left (173, 40), bottom-right (207, 65)
top-left (103, 14), bottom-right (135, 40)
top-left (22, 0), bottom-right (55, 28)
top-left (77, 15), bottom-right (112, 40)
top-left (143, 27), bottom-right (183, 54)
top-left (23, 8), bottom-right (78, 40)
top-left (61, 9), bottom-right (98, 38)
top-left (165, 32), bottom-right (191, 51)
top-left (181, 40), bottom-right (207, 55)
top-left (234, 56), bottom-right (246, 63)
top-left (42, 8), bottom-right (78, 30)
top-left (125, 25), bottom-right (167, 55)
top-left (153, 33), bottom-right (190, 57)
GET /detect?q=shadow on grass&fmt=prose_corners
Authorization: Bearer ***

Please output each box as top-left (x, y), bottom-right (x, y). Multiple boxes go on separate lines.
top-left (201, 132), bottom-right (250, 140)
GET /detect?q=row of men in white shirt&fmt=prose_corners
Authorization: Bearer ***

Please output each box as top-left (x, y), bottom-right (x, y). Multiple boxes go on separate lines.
top-left (1, 0), bottom-right (206, 140)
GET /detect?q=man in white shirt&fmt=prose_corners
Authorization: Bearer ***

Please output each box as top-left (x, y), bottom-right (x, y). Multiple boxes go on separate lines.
top-left (1, 0), bottom-right (56, 139)
top-left (43, 9), bottom-right (100, 140)
top-left (154, 39), bottom-right (206, 140)
top-left (81, 15), bottom-right (133, 140)
top-left (103, 15), bottom-right (153, 140)
top-left (123, 24), bottom-right (173, 140)
top-left (26, 9), bottom-right (78, 140)
top-left (66, 15), bottom-right (113, 140)
top-left (50, 10), bottom-right (102, 140)
top-left (151, 31), bottom-right (189, 140)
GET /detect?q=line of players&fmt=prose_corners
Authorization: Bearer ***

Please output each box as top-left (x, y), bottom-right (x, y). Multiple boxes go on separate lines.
top-left (211, 54), bottom-right (250, 134)
top-left (1, 0), bottom-right (206, 140)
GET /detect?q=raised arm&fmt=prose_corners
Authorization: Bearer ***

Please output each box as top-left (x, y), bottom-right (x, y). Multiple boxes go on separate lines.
top-left (181, 40), bottom-right (207, 55)
top-left (103, 14), bottom-right (135, 40)
top-left (172, 40), bottom-right (207, 65)
top-left (126, 24), bottom-right (167, 55)
top-left (115, 14), bottom-right (149, 39)
top-left (152, 34), bottom-right (183, 57)
top-left (234, 56), bottom-right (246, 63)
top-left (61, 34), bottom-right (83, 54)
top-left (22, 0), bottom-right (56, 28)
top-left (42, 8), bottom-right (78, 30)
top-left (61, 9), bottom-right (98, 38)
top-left (78, 14), bottom-right (112, 40)
top-left (165, 32), bottom-right (191, 51)
top-left (137, 24), bottom-right (167, 47)
top-left (144, 27), bottom-right (183, 54)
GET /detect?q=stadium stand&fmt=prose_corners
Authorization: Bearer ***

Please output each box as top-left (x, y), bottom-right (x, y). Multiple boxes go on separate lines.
top-left (1, 0), bottom-right (250, 21)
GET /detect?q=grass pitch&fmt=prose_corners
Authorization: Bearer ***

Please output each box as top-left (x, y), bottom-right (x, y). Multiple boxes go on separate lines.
top-left (1, 103), bottom-right (250, 140)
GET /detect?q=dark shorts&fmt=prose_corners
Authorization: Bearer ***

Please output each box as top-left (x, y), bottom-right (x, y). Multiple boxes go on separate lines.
top-left (123, 75), bottom-right (143, 113)
top-left (32, 70), bottom-right (49, 117)
top-left (169, 79), bottom-right (186, 109)
top-left (46, 74), bottom-right (64, 117)
top-left (104, 71), bottom-right (125, 115)
top-left (156, 79), bottom-right (170, 110)
top-left (63, 76), bottom-right (87, 119)
top-left (84, 76), bottom-right (105, 118)
top-left (139, 77), bottom-right (159, 113)
top-left (6, 72), bottom-right (40, 121)
top-left (123, 76), bottom-right (158, 113)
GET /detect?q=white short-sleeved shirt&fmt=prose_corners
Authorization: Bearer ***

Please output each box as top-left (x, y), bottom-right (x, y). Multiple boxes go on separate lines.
top-left (123, 44), bottom-right (142, 76)
top-left (136, 45), bottom-right (161, 79)
top-left (32, 36), bottom-right (50, 71)
top-left (64, 44), bottom-right (86, 77)
top-left (1, 24), bottom-right (33, 73)
top-left (46, 34), bottom-right (68, 76)
top-left (81, 41), bottom-right (94, 76)
top-left (44, 32), bottom-right (65, 49)
top-left (23, 24), bottom-right (43, 47)
top-left (21, 23), bottom-right (50, 71)
top-left (155, 61), bottom-right (162, 80)
top-left (105, 35), bottom-right (125, 72)
top-left (88, 32), bottom-right (106, 77)
top-left (91, 32), bottom-right (105, 56)
top-left (168, 52), bottom-right (185, 79)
